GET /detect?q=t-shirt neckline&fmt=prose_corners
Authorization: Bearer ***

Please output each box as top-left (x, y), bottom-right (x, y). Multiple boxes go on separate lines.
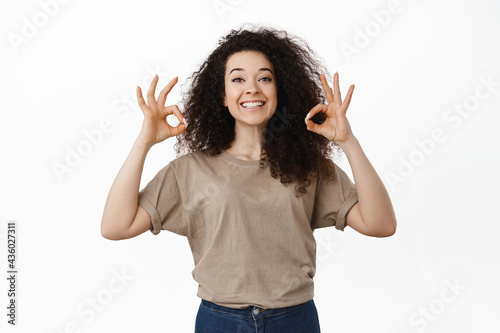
top-left (220, 149), bottom-right (262, 166)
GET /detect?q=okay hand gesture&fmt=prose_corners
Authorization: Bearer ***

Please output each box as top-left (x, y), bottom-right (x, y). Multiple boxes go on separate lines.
top-left (305, 72), bottom-right (355, 145)
top-left (136, 75), bottom-right (187, 149)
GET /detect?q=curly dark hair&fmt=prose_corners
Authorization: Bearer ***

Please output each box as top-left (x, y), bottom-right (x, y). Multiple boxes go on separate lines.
top-left (174, 23), bottom-right (344, 197)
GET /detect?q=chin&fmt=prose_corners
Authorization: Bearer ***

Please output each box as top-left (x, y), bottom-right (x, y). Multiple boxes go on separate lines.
top-left (236, 118), bottom-right (269, 127)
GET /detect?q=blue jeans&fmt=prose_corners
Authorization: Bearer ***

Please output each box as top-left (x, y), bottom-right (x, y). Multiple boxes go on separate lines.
top-left (195, 298), bottom-right (321, 332)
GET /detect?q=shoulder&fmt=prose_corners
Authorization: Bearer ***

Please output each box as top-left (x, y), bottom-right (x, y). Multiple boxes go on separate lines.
top-left (314, 157), bottom-right (339, 182)
top-left (169, 148), bottom-right (221, 172)
top-left (314, 160), bottom-right (356, 193)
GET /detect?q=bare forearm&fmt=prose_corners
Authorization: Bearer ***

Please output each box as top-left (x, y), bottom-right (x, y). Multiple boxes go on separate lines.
top-left (101, 139), bottom-right (151, 236)
top-left (338, 137), bottom-right (397, 234)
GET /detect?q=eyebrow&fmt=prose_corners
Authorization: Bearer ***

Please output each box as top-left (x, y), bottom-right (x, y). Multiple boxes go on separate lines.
top-left (229, 68), bottom-right (274, 75)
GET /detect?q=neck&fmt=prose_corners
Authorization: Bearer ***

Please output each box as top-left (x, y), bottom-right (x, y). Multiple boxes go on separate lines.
top-left (226, 121), bottom-right (267, 160)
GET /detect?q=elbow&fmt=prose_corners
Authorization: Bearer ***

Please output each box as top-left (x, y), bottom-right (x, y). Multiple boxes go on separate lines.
top-left (101, 226), bottom-right (114, 240)
top-left (368, 218), bottom-right (397, 238)
top-left (101, 230), bottom-right (122, 241)
top-left (389, 217), bottom-right (397, 236)
top-left (100, 220), bottom-right (121, 241)
top-left (377, 219), bottom-right (397, 237)
top-left (382, 225), bottom-right (396, 237)
top-left (101, 230), bottom-right (114, 240)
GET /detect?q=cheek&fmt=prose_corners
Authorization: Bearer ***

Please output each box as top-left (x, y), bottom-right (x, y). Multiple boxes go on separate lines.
top-left (226, 90), bottom-right (241, 104)
top-left (265, 83), bottom-right (277, 94)
top-left (266, 93), bottom-right (278, 105)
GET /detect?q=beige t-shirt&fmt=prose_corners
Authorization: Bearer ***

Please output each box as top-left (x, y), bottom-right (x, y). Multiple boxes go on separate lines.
top-left (138, 148), bottom-right (358, 309)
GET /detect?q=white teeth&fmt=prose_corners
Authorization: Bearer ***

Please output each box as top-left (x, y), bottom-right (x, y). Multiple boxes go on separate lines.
top-left (242, 102), bottom-right (264, 108)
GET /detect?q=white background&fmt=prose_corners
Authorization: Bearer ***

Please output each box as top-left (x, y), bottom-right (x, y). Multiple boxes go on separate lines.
top-left (1, 0), bottom-right (499, 332)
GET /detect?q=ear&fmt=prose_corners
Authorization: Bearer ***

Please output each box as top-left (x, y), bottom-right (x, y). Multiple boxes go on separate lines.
top-left (222, 94), bottom-right (227, 107)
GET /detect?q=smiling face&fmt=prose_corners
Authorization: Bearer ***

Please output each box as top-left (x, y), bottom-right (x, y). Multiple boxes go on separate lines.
top-left (223, 50), bottom-right (278, 129)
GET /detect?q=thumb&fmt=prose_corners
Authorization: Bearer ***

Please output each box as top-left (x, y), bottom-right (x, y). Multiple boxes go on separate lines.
top-left (306, 118), bottom-right (321, 134)
top-left (170, 123), bottom-right (187, 137)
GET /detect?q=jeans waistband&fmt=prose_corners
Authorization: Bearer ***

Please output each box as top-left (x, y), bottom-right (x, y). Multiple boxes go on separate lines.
top-left (200, 299), bottom-right (313, 318)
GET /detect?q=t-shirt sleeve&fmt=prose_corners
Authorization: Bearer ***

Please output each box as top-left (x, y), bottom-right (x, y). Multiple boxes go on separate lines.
top-left (311, 163), bottom-right (359, 231)
top-left (137, 162), bottom-right (188, 236)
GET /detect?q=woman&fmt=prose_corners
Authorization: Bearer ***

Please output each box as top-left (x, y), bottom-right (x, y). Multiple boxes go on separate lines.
top-left (101, 24), bottom-right (397, 333)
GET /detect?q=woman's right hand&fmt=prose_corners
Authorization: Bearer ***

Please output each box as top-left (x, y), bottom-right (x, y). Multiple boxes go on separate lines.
top-left (135, 75), bottom-right (187, 148)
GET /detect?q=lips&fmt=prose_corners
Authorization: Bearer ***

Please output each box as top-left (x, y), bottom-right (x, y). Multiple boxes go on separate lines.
top-left (240, 100), bottom-right (266, 104)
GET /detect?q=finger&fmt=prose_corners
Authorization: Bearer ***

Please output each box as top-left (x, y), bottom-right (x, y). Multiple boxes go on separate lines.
top-left (158, 76), bottom-right (178, 107)
top-left (164, 105), bottom-right (187, 126)
top-left (341, 84), bottom-right (355, 114)
top-left (333, 72), bottom-right (342, 105)
top-left (320, 74), bottom-right (334, 105)
top-left (136, 86), bottom-right (150, 115)
top-left (305, 103), bottom-right (328, 124)
top-left (147, 74), bottom-right (160, 107)
top-left (166, 105), bottom-right (187, 137)
top-left (305, 112), bottom-right (324, 134)
top-left (168, 125), bottom-right (186, 138)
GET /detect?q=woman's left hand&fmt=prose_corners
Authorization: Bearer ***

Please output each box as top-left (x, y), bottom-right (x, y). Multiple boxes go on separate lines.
top-left (305, 72), bottom-right (355, 144)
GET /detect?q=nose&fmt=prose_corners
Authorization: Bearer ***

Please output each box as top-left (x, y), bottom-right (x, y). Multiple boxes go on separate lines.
top-left (245, 80), bottom-right (260, 94)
